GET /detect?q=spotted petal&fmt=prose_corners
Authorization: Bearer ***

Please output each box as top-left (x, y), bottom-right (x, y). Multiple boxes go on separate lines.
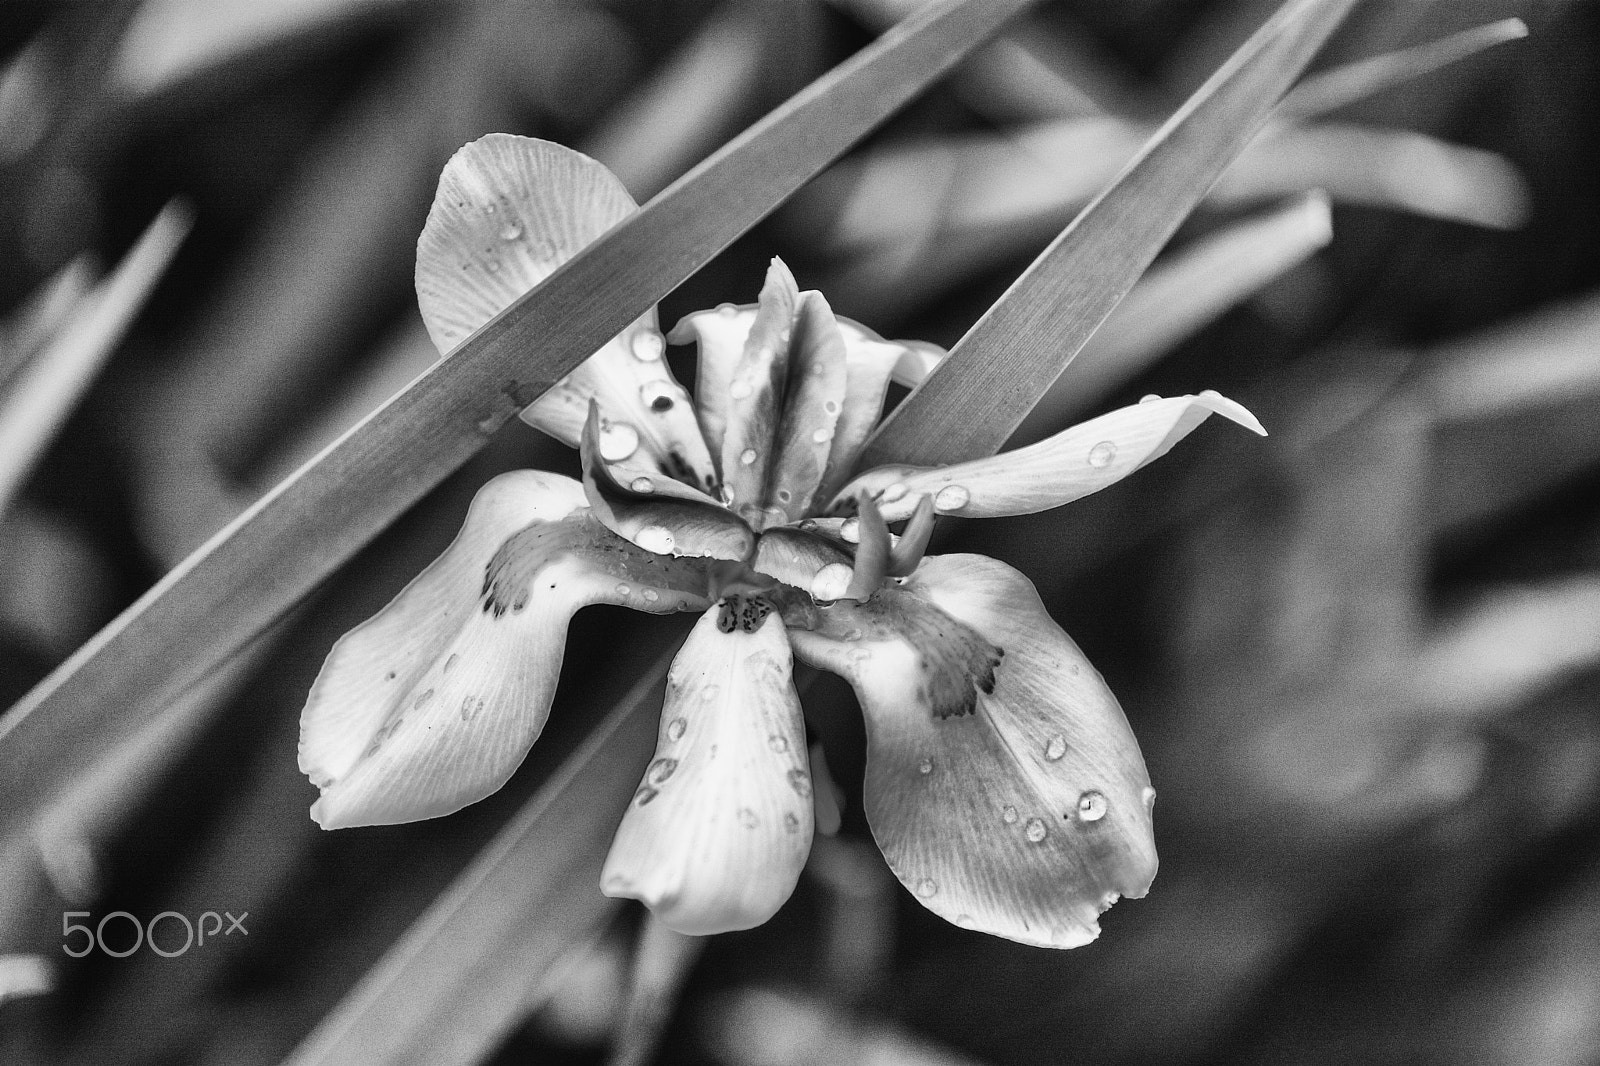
top-left (415, 134), bottom-right (714, 489)
top-left (720, 258), bottom-right (800, 527)
top-left (602, 603), bottom-right (813, 935)
top-left (299, 471), bottom-right (713, 829)
top-left (830, 391), bottom-right (1265, 522)
top-left (783, 554), bottom-right (1156, 947)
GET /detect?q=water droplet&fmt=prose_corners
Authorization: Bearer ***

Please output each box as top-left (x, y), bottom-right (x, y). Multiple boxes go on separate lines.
top-left (955, 913), bottom-right (976, 929)
top-left (934, 484), bottom-right (970, 512)
top-left (666, 717), bottom-right (687, 741)
top-left (823, 400), bottom-right (840, 415)
top-left (384, 671), bottom-right (397, 681)
top-left (647, 758), bottom-right (678, 785)
top-left (768, 734), bottom-right (789, 754)
top-left (638, 383), bottom-right (675, 412)
top-left (738, 807), bottom-right (759, 829)
top-left (810, 562), bottom-right (853, 601)
top-left (775, 488), bottom-right (792, 503)
top-left (916, 878), bottom-right (938, 898)
top-left (635, 526), bottom-right (675, 554)
top-left (811, 426), bottom-right (834, 444)
top-left (499, 221), bottom-right (522, 241)
top-left (739, 448), bottom-right (758, 466)
top-left (1002, 805), bottom-right (1019, 824)
top-left (642, 588), bottom-right (659, 603)
top-left (1139, 393), bottom-right (1160, 404)
top-left (630, 331), bottom-right (664, 361)
top-left (918, 758), bottom-right (933, 775)
top-left (784, 812), bottom-right (801, 833)
top-left (843, 628), bottom-right (863, 642)
top-left (413, 689), bottom-right (434, 709)
top-left (1141, 786), bottom-right (1157, 810)
top-left (729, 380), bottom-right (753, 400)
top-left (629, 476), bottom-right (654, 493)
top-left (483, 202), bottom-right (498, 214)
top-left (881, 482), bottom-right (908, 503)
top-left (443, 654), bottom-right (459, 675)
top-left (839, 517), bottom-right (861, 543)
top-left (1077, 790), bottom-right (1108, 821)
top-left (717, 302), bottom-right (738, 317)
top-left (599, 421), bottom-right (640, 461)
top-left (1088, 441), bottom-right (1118, 468)
top-left (701, 685), bottom-right (719, 702)
top-left (483, 258), bottom-right (501, 274)
top-left (777, 328), bottom-right (791, 344)
top-left (787, 769), bottom-right (812, 798)
top-left (848, 647), bottom-right (872, 664)
top-left (1025, 818), bottom-right (1047, 843)
top-left (1044, 734), bottom-right (1067, 761)
top-left (615, 583), bottom-right (632, 597)
top-left (634, 786), bottom-right (659, 806)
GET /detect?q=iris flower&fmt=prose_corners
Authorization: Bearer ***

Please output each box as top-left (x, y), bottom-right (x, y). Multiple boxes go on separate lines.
top-left (298, 135), bottom-right (1265, 947)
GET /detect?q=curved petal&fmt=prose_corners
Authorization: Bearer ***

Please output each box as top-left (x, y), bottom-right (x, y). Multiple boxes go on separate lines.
top-left (766, 290), bottom-right (847, 522)
top-left (416, 134), bottom-right (714, 488)
top-left (602, 602), bottom-right (813, 935)
top-left (720, 258), bottom-right (800, 527)
top-left (783, 554), bottom-right (1156, 947)
top-left (667, 303), bottom-right (754, 469)
top-left (752, 525), bottom-right (853, 594)
top-left (818, 316), bottom-right (913, 502)
top-left (581, 403), bottom-right (756, 562)
top-left (299, 471), bottom-right (714, 829)
top-left (828, 391), bottom-right (1265, 521)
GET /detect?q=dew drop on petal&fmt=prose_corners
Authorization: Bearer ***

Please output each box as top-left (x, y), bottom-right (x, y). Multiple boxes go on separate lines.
top-left (701, 685), bottom-right (719, 702)
top-left (635, 526), bottom-right (675, 555)
top-left (787, 769), bottom-right (812, 799)
top-left (1088, 441), bottom-right (1118, 468)
top-left (810, 562), bottom-right (853, 601)
top-left (499, 221), bottom-right (522, 241)
top-left (1077, 790), bottom-right (1108, 821)
top-left (843, 627), bottom-right (863, 642)
top-left (811, 426), bottom-right (834, 444)
top-left (615, 583), bottom-right (632, 597)
top-left (784, 812), bottom-right (800, 833)
top-left (1025, 818), bottom-right (1047, 843)
top-left (642, 588), bottom-right (659, 603)
top-left (716, 302), bottom-right (738, 317)
top-left (768, 734), bottom-right (789, 754)
top-left (1044, 734), bottom-right (1067, 761)
top-left (839, 517), bottom-right (861, 543)
top-left (881, 483), bottom-right (908, 503)
top-left (739, 448), bottom-right (758, 466)
top-left (729, 380), bottom-right (753, 400)
top-left (631, 331), bottom-right (664, 361)
top-left (1140, 394), bottom-right (1161, 404)
top-left (823, 400), bottom-right (840, 415)
top-left (413, 689), bottom-right (434, 710)
top-left (443, 654), bottom-right (459, 675)
top-left (1142, 786), bottom-right (1157, 810)
top-left (916, 878), bottom-right (938, 898)
top-left (666, 717), bottom-right (687, 741)
top-left (599, 422), bottom-right (640, 462)
top-left (483, 258), bottom-right (500, 273)
top-left (629, 476), bottom-right (654, 493)
top-left (955, 913), bottom-right (976, 929)
top-left (634, 786), bottom-right (659, 806)
top-left (738, 807), bottom-right (759, 829)
top-left (934, 484), bottom-right (970, 512)
top-left (918, 758), bottom-right (933, 775)
top-left (848, 647), bottom-right (872, 664)
top-left (647, 758), bottom-right (678, 785)
top-left (1002, 805), bottom-right (1019, 824)
top-left (638, 383), bottom-right (675, 411)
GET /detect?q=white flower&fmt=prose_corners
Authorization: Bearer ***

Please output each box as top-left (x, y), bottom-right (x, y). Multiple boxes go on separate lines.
top-left (298, 135), bottom-right (1265, 947)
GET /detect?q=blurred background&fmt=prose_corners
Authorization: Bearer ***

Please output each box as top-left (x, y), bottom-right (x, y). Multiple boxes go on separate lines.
top-left (2, 0), bottom-right (1599, 1063)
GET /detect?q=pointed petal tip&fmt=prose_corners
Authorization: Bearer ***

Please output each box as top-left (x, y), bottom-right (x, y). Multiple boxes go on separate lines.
top-left (1198, 389), bottom-right (1268, 435)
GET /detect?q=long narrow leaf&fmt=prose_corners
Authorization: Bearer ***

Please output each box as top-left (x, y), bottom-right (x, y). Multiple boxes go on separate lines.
top-left (0, 0), bottom-right (1036, 839)
top-left (858, 0), bottom-right (1358, 468)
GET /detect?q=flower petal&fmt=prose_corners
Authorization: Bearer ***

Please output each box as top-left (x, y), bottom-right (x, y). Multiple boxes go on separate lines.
top-left (783, 554), bottom-right (1156, 947)
top-left (667, 303), bottom-right (753, 468)
top-left (751, 525), bottom-right (853, 593)
top-left (829, 391), bottom-right (1265, 521)
top-left (416, 133), bottom-right (714, 489)
top-left (602, 602), bottom-right (813, 935)
top-left (581, 403), bottom-right (756, 562)
top-left (765, 291), bottom-right (847, 522)
top-left (299, 471), bottom-right (713, 829)
top-left (718, 258), bottom-right (800, 527)
top-left (819, 316), bottom-right (916, 502)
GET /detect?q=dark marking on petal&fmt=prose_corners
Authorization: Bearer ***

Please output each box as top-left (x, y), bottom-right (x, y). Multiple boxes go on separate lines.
top-left (651, 396), bottom-right (674, 412)
top-left (717, 592), bottom-right (773, 634)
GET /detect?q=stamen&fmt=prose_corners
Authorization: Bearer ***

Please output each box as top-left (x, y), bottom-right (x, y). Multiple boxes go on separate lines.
top-left (887, 495), bottom-right (936, 576)
top-left (843, 492), bottom-right (892, 601)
